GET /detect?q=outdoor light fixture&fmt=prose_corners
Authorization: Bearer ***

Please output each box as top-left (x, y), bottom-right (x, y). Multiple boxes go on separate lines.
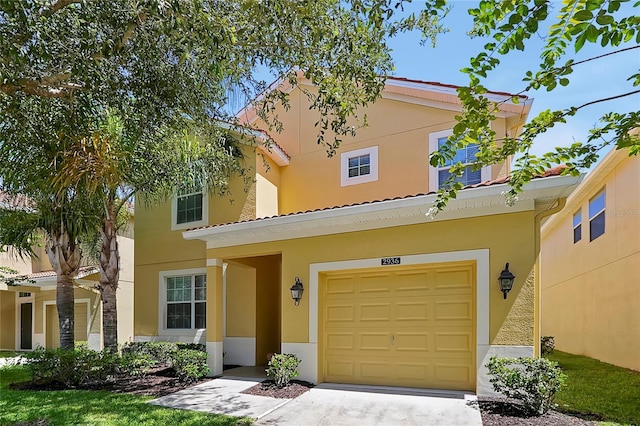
top-left (498, 263), bottom-right (516, 299)
top-left (290, 277), bottom-right (304, 306)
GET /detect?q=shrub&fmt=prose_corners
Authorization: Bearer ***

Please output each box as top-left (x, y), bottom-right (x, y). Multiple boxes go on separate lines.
top-left (266, 353), bottom-right (300, 388)
top-left (486, 356), bottom-right (567, 415)
top-left (170, 349), bottom-right (209, 383)
top-left (176, 342), bottom-right (206, 352)
top-left (541, 336), bottom-right (555, 355)
top-left (119, 352), bottom-right (155, 376)
top-left (24, 346), bottom-right (119, 387)
top-left (121, 341), bottom-right (178, 366)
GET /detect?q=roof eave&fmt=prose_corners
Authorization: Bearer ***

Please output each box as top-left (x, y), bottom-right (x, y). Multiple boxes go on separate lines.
top-left (183, 174), bottom-right (583, 248)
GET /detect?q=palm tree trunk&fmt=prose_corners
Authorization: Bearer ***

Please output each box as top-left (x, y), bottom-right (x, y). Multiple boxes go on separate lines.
top-left (56, 273), bottom-right (75, 350)
top-left (46, 229), bottom-right (81, 350)
top-left (100, 199), bottom-right (120, 351)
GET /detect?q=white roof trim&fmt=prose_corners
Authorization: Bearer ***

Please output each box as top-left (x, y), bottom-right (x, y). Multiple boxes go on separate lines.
top-left (385, 78), bottom-right (529, 105)
top-left (183, 175), bottom-right (583, 248)
top-left (218, 121), bottom-right (290, 166)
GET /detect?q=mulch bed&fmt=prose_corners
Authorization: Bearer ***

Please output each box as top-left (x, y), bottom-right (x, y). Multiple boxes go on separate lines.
top-left (10, 367), bottom-right (214, 398)
top-left (478, 397), bottom-right (600, 426)
top-left (241, 379), bottom-right (314, 399)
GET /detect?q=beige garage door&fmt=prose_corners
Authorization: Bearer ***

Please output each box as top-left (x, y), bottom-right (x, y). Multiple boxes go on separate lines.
top-left (320, 262), bottom-right (475, 391)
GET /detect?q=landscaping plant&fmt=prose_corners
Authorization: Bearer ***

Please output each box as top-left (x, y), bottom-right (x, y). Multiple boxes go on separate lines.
top-left (266, 353), bottom-right (301, 388)
top-left (170, 349), bottom-right (210, 383)
top-left (541, 336), bottom-right (556, 355)
top-left (486, 356), bottom-right (567, 415)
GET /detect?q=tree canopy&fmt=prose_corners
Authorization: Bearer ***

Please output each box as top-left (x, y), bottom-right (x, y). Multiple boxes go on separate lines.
top-left (428, 0), bottom-right (639, 211)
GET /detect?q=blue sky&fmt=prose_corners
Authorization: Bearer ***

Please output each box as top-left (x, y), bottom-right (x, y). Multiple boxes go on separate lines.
top-left (385, 1), bottom-right (639, 162)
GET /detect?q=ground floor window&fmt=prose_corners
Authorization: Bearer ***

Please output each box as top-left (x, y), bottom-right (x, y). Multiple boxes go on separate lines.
top-left (166, 274), bottom-right (206, 329)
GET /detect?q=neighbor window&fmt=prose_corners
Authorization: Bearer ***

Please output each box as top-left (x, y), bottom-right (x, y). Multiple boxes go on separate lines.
top-left (171, 190), bottom-right (208, 230)
top-left (166, 274), bottom-right (206, 329)
top-left (573, 210), bottom-right (582, 243)
top-left (428, 129), bottom-right (490, 192)
top-left (340, 146), bottom-right (379, 186)
top-left (589, 189), bottom-right (606, 241)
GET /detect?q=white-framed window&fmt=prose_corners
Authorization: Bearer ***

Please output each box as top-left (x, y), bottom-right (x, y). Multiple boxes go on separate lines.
top-left (171, 190), bottom-right (208, 230)
top-left (589, 189), bottom-right (606, 241)
top-left (159, 269), bottom-right (206, 332)
top-left (340, 146), bottom-right (379, 187)
top-left (428, 129), bottom-right (490, 192)
top-left (572, 210), bottom-right (582, 243)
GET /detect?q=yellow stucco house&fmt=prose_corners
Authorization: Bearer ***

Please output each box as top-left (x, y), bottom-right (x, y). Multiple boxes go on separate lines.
top-left (0, 193), bottom-right (135, 352)
top-left (541, 147), bottom-right (640, 371)
top-left (134, 76), bottom-right (581, 394)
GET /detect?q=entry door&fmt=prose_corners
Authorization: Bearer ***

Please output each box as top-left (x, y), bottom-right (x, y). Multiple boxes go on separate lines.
top-left (20, 303), bottom-right (33, 350)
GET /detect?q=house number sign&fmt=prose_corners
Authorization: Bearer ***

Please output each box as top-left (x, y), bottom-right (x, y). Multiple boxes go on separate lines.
top-left (381, 257), bottom-right (401, 266)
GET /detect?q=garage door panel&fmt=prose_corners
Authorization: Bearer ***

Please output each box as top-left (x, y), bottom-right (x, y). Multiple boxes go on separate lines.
top-left (322, 263), bottom-right (475, 391)
top-left (434, 300), bottom-right (473, 321)
top-left (326, 332), bottom-right (355, 350)
top-left (326, 359), bottom-right (354, 378)
top-left (359, 273), bottom-right (393, 294)
top-left (360, 361), bottom-right (391, 379)
top-left (394, 271), bottom-right (430, 292)
top-left (435, 332), bottom-right (473, 352)
top-left (396, 363), bottom-right (429, 380)
top-left (434, 269), bottom-right (473, 289)
top-left (326, 304), bottom-right (354, 322)
top-left (359, 303), bottom-right (391, 321)
top-left (434, 363), bottom-right (473, 384)
top-left (394, 332), bottom-right (429, 351)
top-left (395, 302), bottom-right (429, 321)
top-left (326, 277), bottom-right (355, 295)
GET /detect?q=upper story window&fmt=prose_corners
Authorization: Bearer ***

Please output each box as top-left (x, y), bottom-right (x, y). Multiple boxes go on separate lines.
top-left (572, 210), bottom-right (582, 243)
top-left (171, 190), bottom-right (208, 230)
top-left (589, 189), bottom-right (606, 241)
top-left (428, 129), bottom-right (490, 192)
top-left (165, 273), bottom-right (206, 329)
top-left (340, 146), bottom-right (379, 187)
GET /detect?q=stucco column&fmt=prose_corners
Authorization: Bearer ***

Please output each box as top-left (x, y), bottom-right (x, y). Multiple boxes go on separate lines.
top-left (206, 258), bottom-right (224, 376)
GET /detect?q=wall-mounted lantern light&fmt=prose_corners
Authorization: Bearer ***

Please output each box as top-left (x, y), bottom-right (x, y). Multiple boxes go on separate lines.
top-left (290, 277), bottom-right (304, 306)
top-left (498, 263), bottom-right (516, 299)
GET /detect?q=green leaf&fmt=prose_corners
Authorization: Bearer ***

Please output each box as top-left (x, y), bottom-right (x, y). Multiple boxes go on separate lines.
top-left (573, 10), bottom-right (594, 21)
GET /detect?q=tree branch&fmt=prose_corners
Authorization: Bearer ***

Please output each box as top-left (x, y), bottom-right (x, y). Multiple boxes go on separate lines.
top-left (42, 0), bottom-right (83, 17)
top-left (568, 89), bottom-right (640, 116)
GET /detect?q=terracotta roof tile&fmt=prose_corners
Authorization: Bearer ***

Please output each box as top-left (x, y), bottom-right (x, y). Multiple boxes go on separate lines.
top-left (0, 191), bottom-right (33, 210)
top-left (28, 266), bottom-right (98, 280)
top-left (385, 76), bottom-right (528, 100)
top-left (186, 167), bottom-right (567, 232)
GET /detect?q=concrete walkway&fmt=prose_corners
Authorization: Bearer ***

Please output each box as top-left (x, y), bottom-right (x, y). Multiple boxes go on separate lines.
top-left (151, 376), bottom-right (482, 425)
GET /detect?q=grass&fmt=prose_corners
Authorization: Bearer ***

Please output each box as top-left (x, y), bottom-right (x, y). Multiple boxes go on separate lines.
top-left (0, 351), bottom-right (18, 358)
top-left (0, 365), bottom-right (252, 425)
top-left (546, 351), bottom-right (640, 425)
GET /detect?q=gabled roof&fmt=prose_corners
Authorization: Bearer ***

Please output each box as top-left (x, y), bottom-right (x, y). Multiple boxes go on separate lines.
top-left (184, 169), bottom-right (582, 248)
top-left (235, 72), bottom-right (532, 125)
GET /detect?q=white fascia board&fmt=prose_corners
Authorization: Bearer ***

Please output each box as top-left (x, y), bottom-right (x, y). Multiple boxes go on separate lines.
top-left (183, 175), bottom-right (583, 248)
top-left (217, 121), bottom-right (290, 166)
top-left (257, 143), bottom-right (290, 167)
top-left (385, 78), bottom-right (529, 105)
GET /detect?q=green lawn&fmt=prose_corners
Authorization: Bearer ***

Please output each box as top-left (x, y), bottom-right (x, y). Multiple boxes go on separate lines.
top-left (546, 351), bottom-right (640, 425)
top-left (0, 365), bottom-right (251, 425)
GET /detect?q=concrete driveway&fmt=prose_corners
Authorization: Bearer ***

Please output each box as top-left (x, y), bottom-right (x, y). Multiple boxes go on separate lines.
top-left (255, 384), bottom-right (481, 426)
top-left (151, 377), bottom-right (482, 426)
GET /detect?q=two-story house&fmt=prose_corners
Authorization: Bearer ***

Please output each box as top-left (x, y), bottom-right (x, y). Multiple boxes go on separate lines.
top-left (541, 147), bottom-right (639, 371)
top-left (0, 192), bottom-right (135, 352)
top-left (133, 75), bottom-right (581, 395)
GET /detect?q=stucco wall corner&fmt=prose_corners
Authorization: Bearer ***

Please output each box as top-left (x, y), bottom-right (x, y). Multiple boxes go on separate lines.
top-left (493, 268), bottom-right (535, 346)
